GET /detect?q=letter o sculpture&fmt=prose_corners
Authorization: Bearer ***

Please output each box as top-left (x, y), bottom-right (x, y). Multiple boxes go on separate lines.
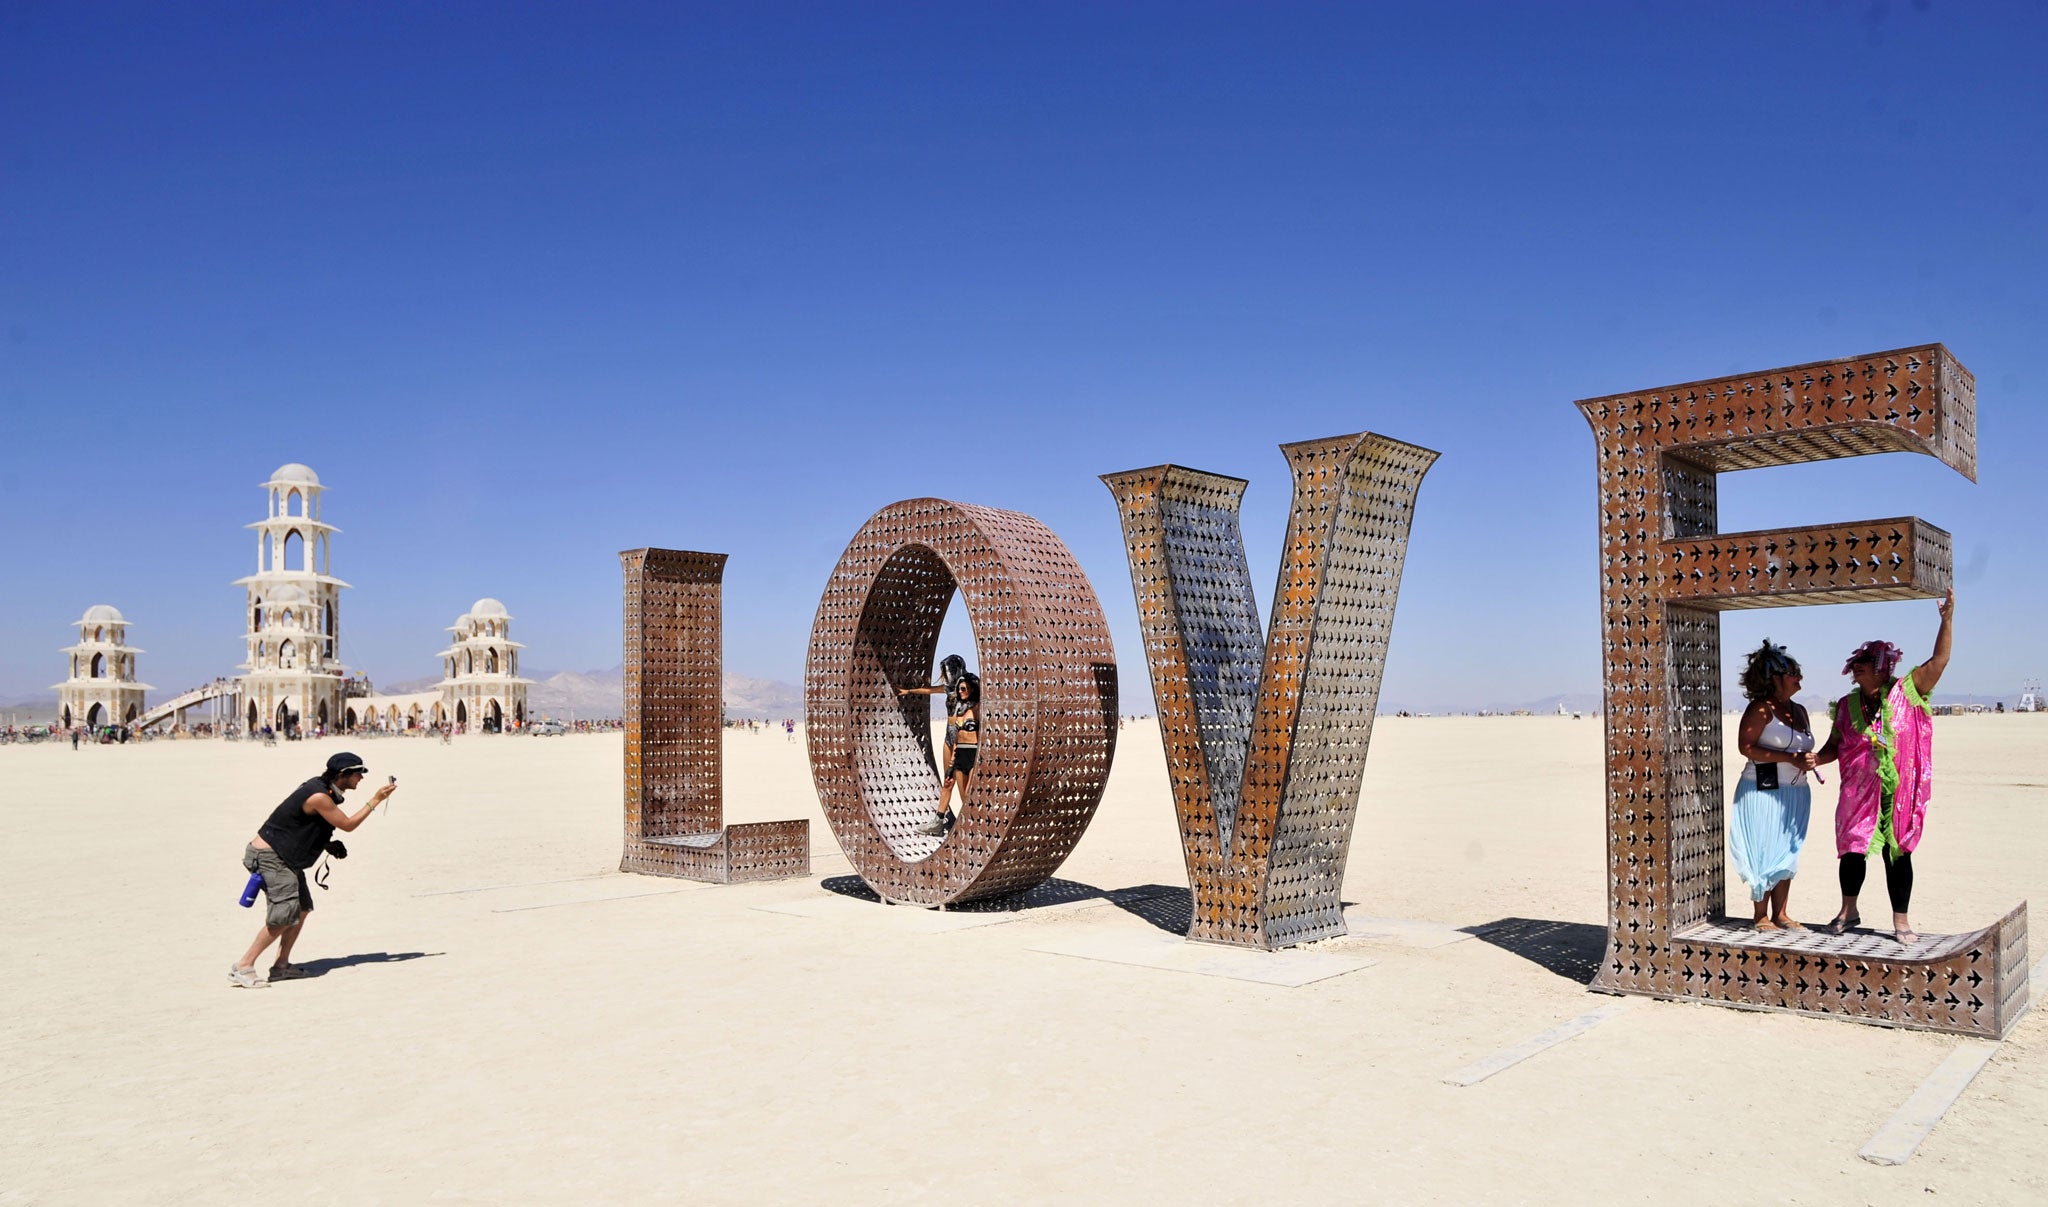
top-left (806, 498), bottom-right (1118, 906)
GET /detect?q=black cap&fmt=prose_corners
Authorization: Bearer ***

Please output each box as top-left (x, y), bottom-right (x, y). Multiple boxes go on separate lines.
top-left (325, 752), bottom-right (368, 778)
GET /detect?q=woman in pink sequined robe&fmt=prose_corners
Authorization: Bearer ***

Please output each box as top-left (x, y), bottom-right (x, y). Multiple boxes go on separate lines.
top-left (1812, 590), bottom-right (1955, 947)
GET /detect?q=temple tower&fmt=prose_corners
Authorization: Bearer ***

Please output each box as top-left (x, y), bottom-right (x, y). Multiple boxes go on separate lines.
top-left (234, 463), bottom-right (349, 735)
top-left (53, 605), bottom-right (151, 730)
top-left (438, 598), bottom-right (531, 733)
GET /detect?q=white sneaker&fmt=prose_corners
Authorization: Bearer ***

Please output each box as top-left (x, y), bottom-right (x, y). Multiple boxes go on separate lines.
top-left (228, 964), bottom-right (269, 989)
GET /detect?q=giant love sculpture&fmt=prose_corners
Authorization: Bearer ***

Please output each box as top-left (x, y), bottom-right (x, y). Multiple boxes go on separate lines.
top-left (613, 352), bottom-right (2028, 1037)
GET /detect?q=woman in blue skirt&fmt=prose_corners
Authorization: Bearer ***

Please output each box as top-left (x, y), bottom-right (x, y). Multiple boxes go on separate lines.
top-left (1730, 640), bottom-right (1818, 929)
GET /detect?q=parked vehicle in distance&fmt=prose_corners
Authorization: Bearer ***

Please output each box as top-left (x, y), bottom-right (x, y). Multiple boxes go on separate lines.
top-left (528, 719), bottom-right (567, 736)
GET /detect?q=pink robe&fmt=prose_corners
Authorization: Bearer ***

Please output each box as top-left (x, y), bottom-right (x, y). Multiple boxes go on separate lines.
top-left (1833, 669), bottom-right (1934, 858)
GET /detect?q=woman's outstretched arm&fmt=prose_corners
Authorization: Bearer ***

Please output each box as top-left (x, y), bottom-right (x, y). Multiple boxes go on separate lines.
top-left (1911, 588), bottom-right (1955, 698)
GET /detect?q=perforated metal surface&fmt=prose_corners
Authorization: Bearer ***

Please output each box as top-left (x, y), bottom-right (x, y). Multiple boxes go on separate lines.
top-left (1103, 432), bottom-right (1437, 950)
top-left (1660, 518), bottom-right (1952, 609)
top-left (1667, 906), bottom-right (2029, 1034)
top-left (1576, 344), bottom-right (2027, 1037)
top-left (619, 548), bottom-right (809, 884)
top-left (804, 499), bottom-right (1117, 907)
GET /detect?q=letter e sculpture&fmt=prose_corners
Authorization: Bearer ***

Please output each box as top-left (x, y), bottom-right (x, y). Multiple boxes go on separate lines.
top-left (1577, 345), bottom-right (2027, 1037)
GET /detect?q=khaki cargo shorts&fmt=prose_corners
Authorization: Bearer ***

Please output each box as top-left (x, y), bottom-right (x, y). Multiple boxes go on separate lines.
top-left (242, 843), bottom-right (313, 930)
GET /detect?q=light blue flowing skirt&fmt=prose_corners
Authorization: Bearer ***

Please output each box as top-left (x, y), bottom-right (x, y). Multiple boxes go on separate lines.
top-left (1730, 779), bottom-right (1812, 901)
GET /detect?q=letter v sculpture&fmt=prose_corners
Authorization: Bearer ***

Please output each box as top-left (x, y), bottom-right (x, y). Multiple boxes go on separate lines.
top-left (1103, 432), bottom-right (1438, 950)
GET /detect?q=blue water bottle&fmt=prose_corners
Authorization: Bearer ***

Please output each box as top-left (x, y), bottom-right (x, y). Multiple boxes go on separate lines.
top-left (240, 872), bottom-right (265, 907)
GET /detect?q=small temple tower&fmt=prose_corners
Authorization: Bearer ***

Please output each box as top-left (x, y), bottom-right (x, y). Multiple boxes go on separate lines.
top-left (53, 605), bottom-right (152, 730)
top-left (437, 598), bottom-right (531, 732)
top-left (234, 464), bottom-right (349, 735)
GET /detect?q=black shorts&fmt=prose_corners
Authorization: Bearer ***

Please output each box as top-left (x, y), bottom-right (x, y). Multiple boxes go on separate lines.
top-left (949, 745), bottom-right (979, 775)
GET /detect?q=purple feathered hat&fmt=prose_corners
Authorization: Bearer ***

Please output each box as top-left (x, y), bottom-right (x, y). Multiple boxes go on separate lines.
top-left (1842, 639), bottom-right (1903, 678)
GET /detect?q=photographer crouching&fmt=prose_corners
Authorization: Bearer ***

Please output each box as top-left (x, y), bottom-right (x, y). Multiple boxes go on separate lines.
top-left (230, 752), bottom-right (396, 988)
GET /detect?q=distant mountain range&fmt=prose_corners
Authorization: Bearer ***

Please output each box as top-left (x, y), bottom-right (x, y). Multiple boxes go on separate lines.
top-left (375, 676), bottom-right (444, 695)
top-left (360, 665), bottom-right (803, 720)
top-left (527, 667), bottom-right (628, 718)
top-left (0, 698), bottom-right (57, 725)
top-left (525, 666), bottom-right (804, 720)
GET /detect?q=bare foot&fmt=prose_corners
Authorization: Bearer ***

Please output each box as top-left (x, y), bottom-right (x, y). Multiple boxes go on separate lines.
top-left (1753, 919), bottom-right (1780, 931)
top-left (1895, 928), bottom-right (1920, 946)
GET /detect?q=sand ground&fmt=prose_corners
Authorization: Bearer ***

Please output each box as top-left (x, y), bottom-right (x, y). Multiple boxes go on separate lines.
top-left (2, 716), bottom-right (2044, 1205)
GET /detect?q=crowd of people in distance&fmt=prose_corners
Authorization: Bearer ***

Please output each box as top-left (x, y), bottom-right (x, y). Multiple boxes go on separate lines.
top-left (2, 723), bottom-right (145, 746)
top-left (1728, 590), bottom-right (1956, 946)
top-left (721, 717), bottom-right (801, 741)
top-left (3, 716), bottom-right (632, 745)
top-left (348, 718), bottom-right (626, 738)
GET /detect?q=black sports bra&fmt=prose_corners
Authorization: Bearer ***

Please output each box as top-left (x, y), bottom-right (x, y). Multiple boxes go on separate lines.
top-left (948, 676), bottom-right (980, 733)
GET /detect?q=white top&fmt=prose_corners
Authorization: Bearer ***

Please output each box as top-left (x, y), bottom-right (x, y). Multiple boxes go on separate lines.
top-left (1741, 713), bottom-right (1814, 788)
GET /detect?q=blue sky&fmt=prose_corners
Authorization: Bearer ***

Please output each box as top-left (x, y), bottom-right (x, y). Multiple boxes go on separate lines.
top-left (3, 1), bottom-right (2043, 710)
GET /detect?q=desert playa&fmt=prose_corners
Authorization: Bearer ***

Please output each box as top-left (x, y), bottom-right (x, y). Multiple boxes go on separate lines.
top-left (3, 715), bottom-right (2044, 1204)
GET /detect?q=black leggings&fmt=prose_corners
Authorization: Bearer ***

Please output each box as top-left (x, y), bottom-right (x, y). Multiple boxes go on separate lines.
top-left (1838, 850), bottom-right (1914, 913)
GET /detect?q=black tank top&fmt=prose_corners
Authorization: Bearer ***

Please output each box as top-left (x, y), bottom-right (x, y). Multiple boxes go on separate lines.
top-left (259, 776), bottom-right (340, 869)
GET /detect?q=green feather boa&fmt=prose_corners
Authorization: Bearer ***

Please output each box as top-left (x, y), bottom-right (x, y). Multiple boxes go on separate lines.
top-left (1846, 688), bottom-right (1902, 860)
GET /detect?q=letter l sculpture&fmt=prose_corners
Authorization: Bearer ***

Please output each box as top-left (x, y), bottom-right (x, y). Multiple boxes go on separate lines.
top-left (619, 548), bottom-right (810, 883)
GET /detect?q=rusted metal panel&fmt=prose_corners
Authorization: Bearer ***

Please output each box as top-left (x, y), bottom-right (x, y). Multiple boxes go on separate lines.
top-left (1577, 345), bottom-right (2026, 1038)
top-left (804, 499), bottom-right (1117, 907)
top-left (1103, 433), bottom-right (1438, 950)
top-left (1585, 344), bottom-right (1975, 478)
top-left (619, 548), bottom-right (809, 884)
top-left (1659, 518), bottom-right (1952, 609)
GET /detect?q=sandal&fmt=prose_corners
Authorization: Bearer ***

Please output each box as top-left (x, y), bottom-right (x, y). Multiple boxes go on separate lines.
top-left (1752, 919), bottom-right (1780, 931)
top-left (1774, 918), bottom-right (1807, 931)
top-left (1825, 913), bottom-right (1861, 936)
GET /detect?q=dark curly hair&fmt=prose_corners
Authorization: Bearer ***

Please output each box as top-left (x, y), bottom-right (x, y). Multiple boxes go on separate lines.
top-left (1740, 639), bottom-right (1799, 702)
